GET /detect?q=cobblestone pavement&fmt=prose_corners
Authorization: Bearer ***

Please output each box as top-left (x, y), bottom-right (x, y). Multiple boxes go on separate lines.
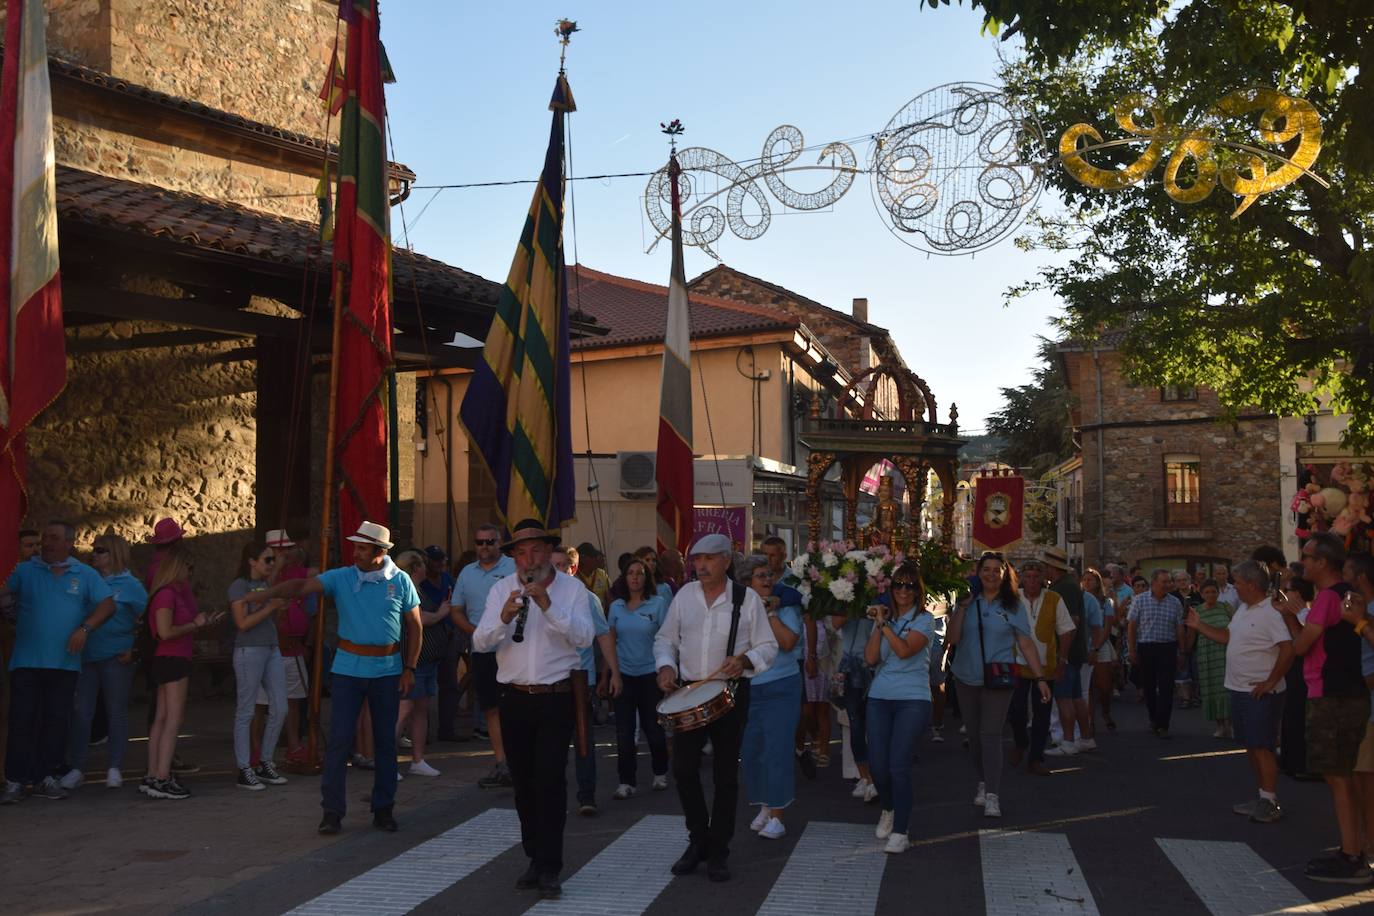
top-left (5, 694), bottom-right (1374, 915)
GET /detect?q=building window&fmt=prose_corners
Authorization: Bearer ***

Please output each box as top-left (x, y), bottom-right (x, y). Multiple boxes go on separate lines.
top-left (1164, 456), bottom-right (1201, 526)
top-left (1161, 384), bottom-right (1197, 402)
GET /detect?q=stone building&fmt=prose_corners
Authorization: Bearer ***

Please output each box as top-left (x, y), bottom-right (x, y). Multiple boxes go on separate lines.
top-left (22, 1), bottom-right (498, 600)
top-left (1057, 332), bottom-right (1281, 573)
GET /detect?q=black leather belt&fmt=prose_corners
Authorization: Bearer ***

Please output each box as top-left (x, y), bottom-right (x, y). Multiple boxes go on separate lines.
top-left (506, 679), bottom-right (571, 694)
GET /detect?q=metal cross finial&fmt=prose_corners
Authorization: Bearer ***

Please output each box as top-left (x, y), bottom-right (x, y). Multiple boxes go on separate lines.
top-left (660, 119), bottom-right (684, 153)
top-left (555, 19), bottom-right (579, 72)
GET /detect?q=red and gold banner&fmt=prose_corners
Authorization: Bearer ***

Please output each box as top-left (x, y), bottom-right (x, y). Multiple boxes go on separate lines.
top-left (972, 471), bottom-right (1024, 552)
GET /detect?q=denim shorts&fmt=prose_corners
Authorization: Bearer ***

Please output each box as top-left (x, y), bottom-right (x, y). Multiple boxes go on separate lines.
top-left (1052, 664), bottom-right (1083, 700)
top-left (407, 663), bottom-right (439, 700)
top-left (1229, 689), bottom-right (1284, 751)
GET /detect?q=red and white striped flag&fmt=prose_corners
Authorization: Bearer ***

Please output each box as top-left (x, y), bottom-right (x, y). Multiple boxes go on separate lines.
top-left (0, 0), bottom-right (66, 576)
top-left (655, 155), bottom-right (694, 554)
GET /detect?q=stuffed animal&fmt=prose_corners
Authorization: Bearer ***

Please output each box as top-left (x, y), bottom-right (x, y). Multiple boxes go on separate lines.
top-left (1292, 488), bottom-right (1314, 539)
top-left (1331, 461), bottom-right (1353, 487)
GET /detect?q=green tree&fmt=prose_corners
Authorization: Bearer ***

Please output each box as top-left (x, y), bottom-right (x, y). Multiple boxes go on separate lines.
top-left (986, 337), bottom-right (1074, 478)
top-left (922, 1), bottom-right (1374, 445)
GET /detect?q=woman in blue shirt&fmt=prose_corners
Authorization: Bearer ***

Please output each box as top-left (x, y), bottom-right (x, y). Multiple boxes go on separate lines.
top-left (607, 558), bottom-right (669, 798)
top-left (947, 552), bottom-right (1051, 819)
top-left (863, 561), bottom-right (934, 854)
top-left (63, 535), bottom-right (147, 790)
top-left (832, 609), bottom-right (877, 802)
top-left (739, 555), bottom-right (803, 840)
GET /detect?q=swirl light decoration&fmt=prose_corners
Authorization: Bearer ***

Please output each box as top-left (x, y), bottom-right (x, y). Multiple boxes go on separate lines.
top-left (869, 82), bottom-right (1044, 255)
top-left (1059, 87), bottom-right (1325, 217)
top-left (644, 125), bottom-right (859, 259)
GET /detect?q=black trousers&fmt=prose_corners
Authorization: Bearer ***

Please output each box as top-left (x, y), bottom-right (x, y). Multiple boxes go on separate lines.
top-left (671, 679), bottom-right (749, 859)
top-left (1008, 677), bottom-right (1053, 761)
top-left (5, 667), bottom-right (77, 785)
top-left (436, 638), bottom-right (462, 738)
top-left (1137, 642), bottom-right (1178, 731)
top-left (499, 688), bottom-right (575, 876)
top-left (1280, 662), bottom-right (1309, 774)
top-left (615, 673), bottom-right (669, 786)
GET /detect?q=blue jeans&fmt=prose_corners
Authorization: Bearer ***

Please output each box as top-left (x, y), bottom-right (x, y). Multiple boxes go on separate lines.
top-left (70, 657), bottom-right (135, 770)
top-left (844, 677), bottom-right (869, 765)
top-left (233, 646), bottom-right (287, 769)
top-left (866, 697), bottom-right (932, 835)
top-left (742, 674), bottom-right (802, 808)
top-left (322, 674), bottom-right (399, 817)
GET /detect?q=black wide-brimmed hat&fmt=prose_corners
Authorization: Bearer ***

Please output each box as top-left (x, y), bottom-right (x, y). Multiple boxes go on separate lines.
top-left (501, 519), bottom-right (561, 554)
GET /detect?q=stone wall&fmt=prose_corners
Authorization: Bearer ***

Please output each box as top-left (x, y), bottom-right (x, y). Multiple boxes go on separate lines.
top-left (46, 0), bottom-right (340, 140)
top-left (1069, 350), bottom-right (1281, 569)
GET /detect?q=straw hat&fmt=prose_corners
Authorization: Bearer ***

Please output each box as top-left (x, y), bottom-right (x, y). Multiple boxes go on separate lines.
top-left (501, 519), bottom-right (560, 553)
top-left (346, 521), bottom-right (394, 551)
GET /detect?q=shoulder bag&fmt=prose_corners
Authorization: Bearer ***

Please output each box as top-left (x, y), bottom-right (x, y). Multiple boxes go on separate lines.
top-left (976, 597), bottom-right (1016, 689)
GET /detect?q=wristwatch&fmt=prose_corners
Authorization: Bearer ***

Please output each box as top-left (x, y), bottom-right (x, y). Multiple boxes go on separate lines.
top-left (79, 624), bottom-right (92, 634)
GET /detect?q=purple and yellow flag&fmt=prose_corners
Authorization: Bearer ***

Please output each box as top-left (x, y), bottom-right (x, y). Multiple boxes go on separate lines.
top-left (459, 76), bottom-right (577, 532)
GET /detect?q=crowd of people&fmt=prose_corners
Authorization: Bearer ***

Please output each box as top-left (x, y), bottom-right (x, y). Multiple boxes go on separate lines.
top-left (5, 516), bottom-right (1374, 893)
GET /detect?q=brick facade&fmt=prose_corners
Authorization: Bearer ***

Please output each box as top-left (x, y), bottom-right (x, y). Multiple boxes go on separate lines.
top-left (1060, 344), bottom-right (1280, 571)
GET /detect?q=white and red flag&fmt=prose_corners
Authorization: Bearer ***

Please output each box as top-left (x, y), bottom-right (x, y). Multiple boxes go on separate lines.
top-left (0, 0), bottom-right (66, 575)
top-left (655, 154), bottom-right (694, 554)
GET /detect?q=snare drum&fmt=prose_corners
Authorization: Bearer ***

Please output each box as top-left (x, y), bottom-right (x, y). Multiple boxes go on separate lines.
top-left (656, 679), bottom-right (736, 734)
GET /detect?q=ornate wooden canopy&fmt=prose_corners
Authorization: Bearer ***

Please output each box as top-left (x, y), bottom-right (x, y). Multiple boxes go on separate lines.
top-left (799, 360), bottom-right (965, 548)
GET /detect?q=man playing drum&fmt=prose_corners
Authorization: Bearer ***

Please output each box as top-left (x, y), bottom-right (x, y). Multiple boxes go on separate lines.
top-left (654, 533), bottom-right (778, 882)
top-left (473, 519), bottom-right (594, 901)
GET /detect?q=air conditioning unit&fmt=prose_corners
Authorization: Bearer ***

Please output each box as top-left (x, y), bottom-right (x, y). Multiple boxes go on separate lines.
top-left (618, 451), bottom-right (657, 497)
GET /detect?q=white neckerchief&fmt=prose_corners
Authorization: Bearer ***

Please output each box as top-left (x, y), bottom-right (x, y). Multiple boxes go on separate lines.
top-left (353, 557), bottom-right (401, 593)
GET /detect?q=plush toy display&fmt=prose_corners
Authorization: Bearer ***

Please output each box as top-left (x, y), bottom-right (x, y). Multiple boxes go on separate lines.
top-left (1298, 461), bottom-right (1373, 550)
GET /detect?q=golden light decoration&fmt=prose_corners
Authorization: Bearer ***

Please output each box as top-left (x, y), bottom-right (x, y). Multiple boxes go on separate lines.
top-left (1059, 88), bottom-right (1325, 217)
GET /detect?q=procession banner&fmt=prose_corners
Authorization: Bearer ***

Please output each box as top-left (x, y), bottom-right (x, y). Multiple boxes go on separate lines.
top-left (972, 472), bottom-right (1024, 553)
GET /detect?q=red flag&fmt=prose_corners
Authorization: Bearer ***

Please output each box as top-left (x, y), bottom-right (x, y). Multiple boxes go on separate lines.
top-left (331, 0), bottom-right (391, 556)
top-left (655, 155), bottom-right (694, 554)
top-left (972, 472), bottom-right (1025, 552)
top-left (318, 49), bottom-right (346, 116)
top-left (0, 0), bottom-right (66, 577)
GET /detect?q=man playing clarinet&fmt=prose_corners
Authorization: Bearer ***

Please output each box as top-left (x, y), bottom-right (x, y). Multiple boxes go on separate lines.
top-left (654, 533), bottom-right (778, 882)
top-left (473, 519), bottom-right (593, 901)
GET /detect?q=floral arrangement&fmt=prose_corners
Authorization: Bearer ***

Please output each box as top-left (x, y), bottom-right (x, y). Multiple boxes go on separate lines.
top-left (786, 538), bottom-right (972, 618)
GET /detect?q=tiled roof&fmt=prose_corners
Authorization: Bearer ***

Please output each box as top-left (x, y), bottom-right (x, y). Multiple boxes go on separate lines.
top-left (689, 263), bottom-right (888, 336)
top-left (47, 55), bottom-right (416, 181)
top-left (1056, 329), bottom-right (1130, 352)
top-left (567, 265), bottom-right (796, 350)
top-left (56, 166), bottom-right (497, 306)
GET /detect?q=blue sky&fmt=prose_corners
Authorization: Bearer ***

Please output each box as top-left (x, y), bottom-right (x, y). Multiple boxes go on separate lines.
top-left (383, 0), bottom-right (1067, 431)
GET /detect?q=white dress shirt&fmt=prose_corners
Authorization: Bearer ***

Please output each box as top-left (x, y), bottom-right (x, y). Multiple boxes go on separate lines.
top-left (473, 569), bottom-right (594, 685)
top-left (653, 580), bottom-right (778, 681)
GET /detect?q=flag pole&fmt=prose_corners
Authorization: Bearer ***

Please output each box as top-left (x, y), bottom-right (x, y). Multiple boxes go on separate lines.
top-left (304, 264), bottom-right (347, 772)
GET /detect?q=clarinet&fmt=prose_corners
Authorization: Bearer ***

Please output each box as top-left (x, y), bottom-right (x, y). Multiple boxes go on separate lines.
top-left (511, 571), bottom-right (536, 643)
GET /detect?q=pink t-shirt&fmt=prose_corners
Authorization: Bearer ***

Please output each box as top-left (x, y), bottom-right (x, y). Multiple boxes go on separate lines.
top-left (1304, 588), bottom-right (1344, 698)
top-left (150, 581), bottom-right (198, 659)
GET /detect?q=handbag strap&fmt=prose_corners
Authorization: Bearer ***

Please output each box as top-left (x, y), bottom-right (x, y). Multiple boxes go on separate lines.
top-left (975, 597), bottom-right (989, 670)
top-left (876, 613), bottom-right (915, 674)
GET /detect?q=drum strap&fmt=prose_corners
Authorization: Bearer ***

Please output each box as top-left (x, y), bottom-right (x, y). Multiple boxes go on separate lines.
top-left (725, 581), bottom-right (747, 658)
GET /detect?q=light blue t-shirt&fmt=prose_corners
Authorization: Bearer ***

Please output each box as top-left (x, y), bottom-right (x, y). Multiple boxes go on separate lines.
top-left (1084, 593), bottom-right (1104, 632)
top-left (452, 556), bottom-right (516, 632)
top-left (608, 595), bottom-right (667, 676)
top-left (656, 582), bottom-right (674, 603)
top-left (84, 570), bottom-right (147, 662)
top-left (1363, 601), bottom-right (1374, 724)
top-left (753, 603), bottom-right (803, 687)
top-left (321, 564), bottom-right (421, 679)
top-left (951, 596), bottom-right (1033, 687)
top-left (869, 610), bottom-right (936, 701)
top-left (580, 593), bottom-right (610, 675)
top-left (8, 557), bottom-right (113, 672)
top-left (837, 616), bottom-right (875, 662)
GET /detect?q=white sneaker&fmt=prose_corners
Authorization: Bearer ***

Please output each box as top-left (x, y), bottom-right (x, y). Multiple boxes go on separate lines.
top-left (652, 775), bottom-right (669, 791)
top-left (750, 806), bottom-right (771, 831)
top-left (59, 768), bottom-right (84, 791)
top-left (876, 809), bottom-right (895, 839)
top-left (862, 781), bottom-right (879, 803)
top-left (758, 817), bottom-right (786, 840)
top-left (959, 724), bottom-right (967, 735)
top-left (1077, 737), bottom-right (1098, 751)
top-left (852, 778), bottom-right (872, 799)
top-left (884, 832), bottom-right (910, 854)
top-left (702, 739), bottom-right (714, 756)
top-left (614, 784), bottom-right (637, 800)
top-left (1045, 740), bottom-right (1080, 757)
top-left (398, 735), bottom-right (413, 748)
top-left (973, 782), bottom-right (986, 806)
top-left (106, 768), bottom-right (122, 789)
top-left (409, 760), bottom-right (441, 777)
top-left (984, 793), bottom-right (1002, 818)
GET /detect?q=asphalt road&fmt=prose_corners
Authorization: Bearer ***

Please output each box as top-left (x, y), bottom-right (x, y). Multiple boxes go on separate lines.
top-left (182, 694), bottom-right (1374, 916)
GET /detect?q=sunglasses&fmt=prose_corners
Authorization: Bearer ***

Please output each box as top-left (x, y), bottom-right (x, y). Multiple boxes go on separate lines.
top-left (475, 538), bottom-right (499, 546)
top-left (891, 581), bottom-right (917, 589)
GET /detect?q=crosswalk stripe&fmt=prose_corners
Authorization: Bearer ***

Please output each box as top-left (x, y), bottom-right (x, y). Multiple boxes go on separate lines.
top-left (526, 815), bottom-right (683, 915)
top-left (1156, 838), bottom-right (1308, 915)
top-left (980, 829), bottom-right (1100, 915)
top-left (755, 821), bottom-right (888, 916)
top-left (286, 807), bottom-right (522, 915)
